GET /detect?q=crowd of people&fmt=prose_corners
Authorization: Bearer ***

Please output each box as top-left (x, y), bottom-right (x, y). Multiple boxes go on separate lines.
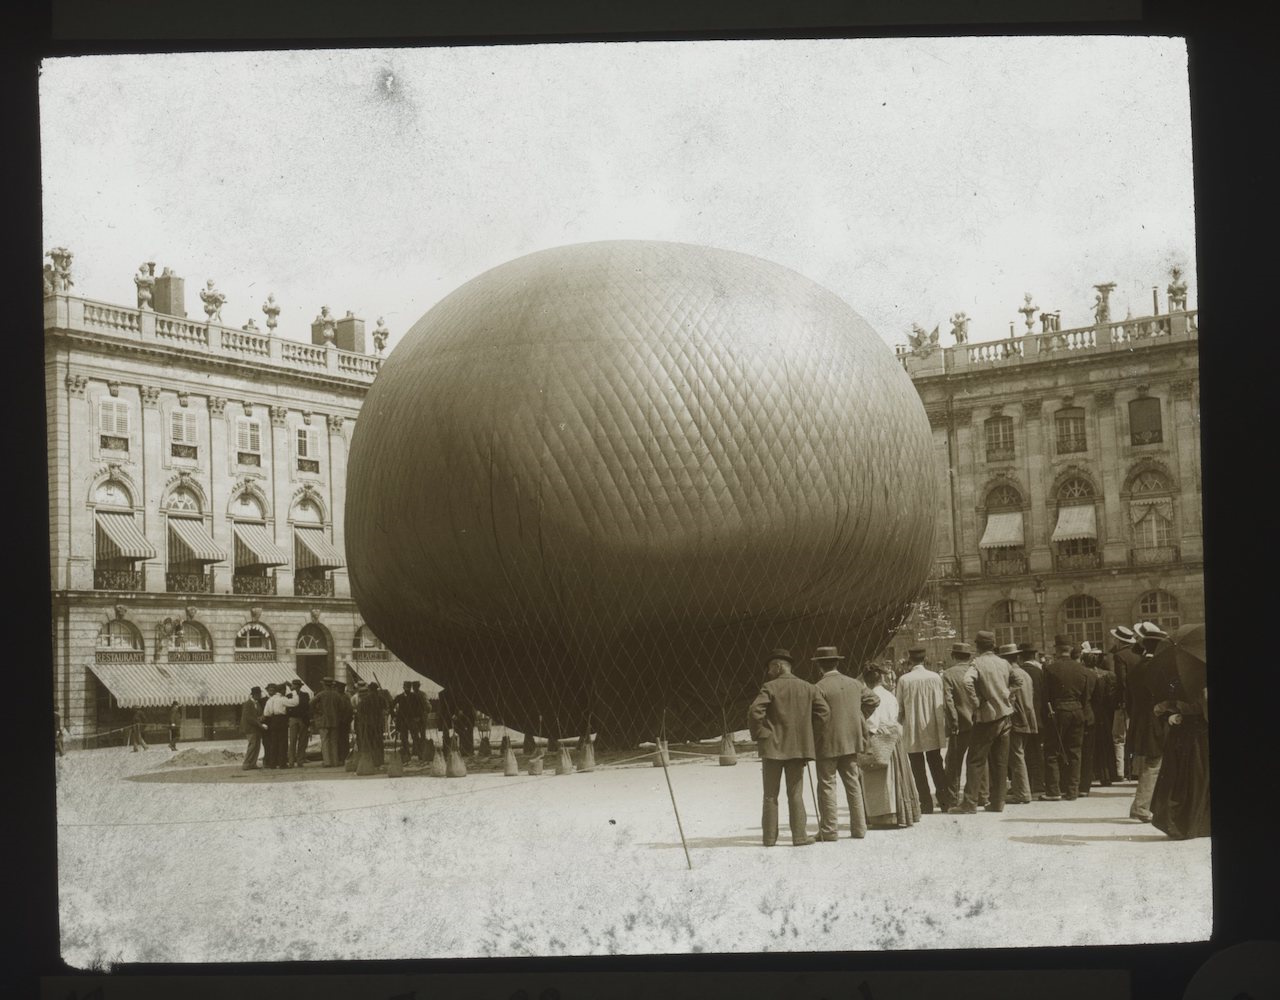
top-left (746, 620), bottom-right (1208, 845)
top-left (235, 675), bottom-right (480, 771)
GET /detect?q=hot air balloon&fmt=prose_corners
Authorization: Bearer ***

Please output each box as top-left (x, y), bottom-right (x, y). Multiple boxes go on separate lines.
top-left (346, 241), bottom-right (937, 747)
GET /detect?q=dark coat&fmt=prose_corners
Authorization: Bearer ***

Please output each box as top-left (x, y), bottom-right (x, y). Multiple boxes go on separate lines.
top-left (941, 662), bottom-right (978, 733)
top-left (970, 651), bottom-right (1017, 723)
top-left (1079, 665), bottom-right (1097, 726)
top-left (813, 670), bottom-right (878, 759)
top-left (1043, 656), bottom-right (1092, 706)
top-left (1020, 659), bottom-right (1049, 732)
top-left (240, 697), bottom-right (263, 736)
top-left (1009, 663), bottom-right (1038, 734)
top-left (748, 673), bottom-right (830, 761)
top-left (311, 689), bottom-right (343, 728)
top-left (1127, 654), bottom-right (1169, 758)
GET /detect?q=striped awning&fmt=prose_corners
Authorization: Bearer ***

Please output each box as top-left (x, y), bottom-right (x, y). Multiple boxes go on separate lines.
top-left (979, 510), bottom-right (1024, 550)
top-left (1051, 503), bottom-right (1098, 542)
top-left (95, 512), bottom-right (156, 562)
top-left (347, 659), bottom-right (443, 698)
top-left (89, 659), bottom-right (313, 708)
top-left (234, 521), bottom-right (290, 568)
top-left (168, 517), bottom-right (226, 565)
top-left (294, 527), bottom-right (346, 571)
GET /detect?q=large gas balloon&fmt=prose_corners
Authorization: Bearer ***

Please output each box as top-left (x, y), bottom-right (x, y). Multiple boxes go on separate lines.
top-left (347, 241), bottom-right (937, 746)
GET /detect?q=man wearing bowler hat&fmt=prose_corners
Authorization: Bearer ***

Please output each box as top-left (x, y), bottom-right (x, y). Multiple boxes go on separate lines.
top-left (952, 630), bottom-right (1018, 813)
top-left (1017, 642), bottom-right (1048, 794)
top-left (812, 646), bottom-right (879, 840)
top-left (999, 643), bottom-right (1038, 804)
top-left (1041, 634), bottom-right (1092, 800)
top-left (896, 644), bottom-right (950, 813)
top-left (748, 648), bottom-right (831, 847)
top-left (941, 642), bottom-right (983, 812)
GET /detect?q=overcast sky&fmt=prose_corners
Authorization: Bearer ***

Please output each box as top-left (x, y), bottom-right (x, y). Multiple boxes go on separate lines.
top-left (40, 37), bottom-right (1195, 352)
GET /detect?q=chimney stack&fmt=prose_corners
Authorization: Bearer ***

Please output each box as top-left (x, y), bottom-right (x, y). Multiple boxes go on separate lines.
top-left (153, 267), bottom-right (186, 317)
top-left (335, 311), bottom-right (366, 354)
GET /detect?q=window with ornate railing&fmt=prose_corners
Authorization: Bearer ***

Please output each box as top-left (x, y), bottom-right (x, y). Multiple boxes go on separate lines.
top-left (1128, 396), bottom-right (1163, 446)
top-left (167, 620), bottom-right (214, 662)
top-left (1055, 407), bottom-right (1088, 454)
top-left (984, 415), bottom-right (1015, 462)
top-left (1055, 536), bottom-right (1100, 570)
top-left (234, 621), bottom-right (277, 661)
top-left (1053, 476), bottom-right (1100, 568)
top-left (169, 410), bottom-right (200, 462)
top-left (983, 551), bottom-right (1028, 576)
top-left (1128, 468), bottom-right (1177, 564)
top-left (294, 572), bottom-right (335, 597)
top-left (988, 599), bottom-right (1031, 648)
top-left (98, 398), bottom-right (131, 453)
top-left (1137, 590), bottom-right (1181, 633)
top-left (236, 417), bottom-right (263, 467)
top-left (1059, 594), bottom-right (1105, 648)
top-left (96, 619), bottom-right (144, 662)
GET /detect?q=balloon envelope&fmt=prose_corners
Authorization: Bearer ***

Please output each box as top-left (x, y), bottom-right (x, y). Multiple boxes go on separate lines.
top-left (346, 241), bottom-right (938, 745)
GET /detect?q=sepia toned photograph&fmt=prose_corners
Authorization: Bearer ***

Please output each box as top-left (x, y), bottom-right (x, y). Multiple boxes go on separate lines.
top-left (42, 36), bottom-right (1207, 965)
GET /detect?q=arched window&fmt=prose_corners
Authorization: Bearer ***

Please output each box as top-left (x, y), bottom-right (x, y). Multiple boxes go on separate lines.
top-left (1057, 476), bottom-right (1095, 502)
top-left (1131, 469), bottom-right (1171, 495)
top-left (985, 483), bottom-right (1022, 510)
top-left (96, 619), bottom-right (144, 663)
top-left (296, 623), bottom-right (328, 651)
top-left (353, 624), bottom-right (388, 660)
top-left (1055, 407), bottom-right (1088, 455)
top-left (234, 621), bottom-right (276, 661)
top-left (988, 600), bottom-right (1031, 648)
top-left (1137, 590), bottom-right (1181, 632)
top-left (167, 619), bottom-right (213, 661)
top-left (293, 498), bottom-right (323, 525)
top-left (984, 415), bottom-right (1015, 462)
top-left (1129, 397), bottom-right (1163, 446)
top-left (94, 479), bottom-right (134, 508)
top-left (232, 492), bottom-right (266, 521)
top-left (168, 487), bottom-right (201, 515)
top-left (1060, 594), bottom-right (1104, 648)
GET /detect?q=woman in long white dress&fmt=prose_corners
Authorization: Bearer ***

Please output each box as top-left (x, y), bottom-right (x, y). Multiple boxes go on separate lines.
top-left (861, 667), bottom-right (922, 829)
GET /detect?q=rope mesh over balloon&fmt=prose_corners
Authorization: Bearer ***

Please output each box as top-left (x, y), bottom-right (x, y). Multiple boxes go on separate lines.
top-left (346, 242), bottom-right (939, 751)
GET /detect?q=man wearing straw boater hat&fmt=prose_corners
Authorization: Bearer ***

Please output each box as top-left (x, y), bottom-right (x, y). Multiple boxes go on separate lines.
top-left (1109, 625), bottom-right (1142, 780)
top-left (812, 646), bottom-right (879, 840)
top-left (748, 648), bottom-right (831, 847)
top-left (1127, 621), bottom-right (1170, 821)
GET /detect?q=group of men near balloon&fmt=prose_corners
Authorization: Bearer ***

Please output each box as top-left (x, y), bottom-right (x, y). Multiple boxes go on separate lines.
top-left (747, 620), bottom-right (1208, 846)
top-left (237, 674), bottom-right (476, 770)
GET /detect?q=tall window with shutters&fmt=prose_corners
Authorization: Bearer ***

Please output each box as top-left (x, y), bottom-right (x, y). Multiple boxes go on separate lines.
top-left (296, 427), bottom-right (321, 474)
top-left (236, 417), bottom-right (263, 467)
top-left (984, 415), bottom-right (1015, 462)
top-left (1129, 396), bottom-right (1163, 446)
top-left (169, 410), bottom-right (200, 462)
top-left (1055, 407), bottom-right (1088, 455)
top-left (98, 399), bottom-right (131, 453)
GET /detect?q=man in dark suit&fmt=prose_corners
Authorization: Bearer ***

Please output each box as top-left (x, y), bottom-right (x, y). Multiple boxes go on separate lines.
top-left (285, 678), bottom-right (311, 768)
top-left (335, 678), bottom-right (354, 764)
top-left (748, 648), bottom-right (831, 847)
top-left (941, 642), bottom-right (981, 811)
top-left (1128, 621), bottom-right (1170, 821)
top-left (812, 646), bottom-right (879, 841)
top-left (1110, 626), bottom-right (1142, 779)
top-left (1018, 642), bottom-right (1048, 794)
top-left (1041, 635), bottom-right (1092, 800)
top-left (240, 686), bottom-right (265, 770)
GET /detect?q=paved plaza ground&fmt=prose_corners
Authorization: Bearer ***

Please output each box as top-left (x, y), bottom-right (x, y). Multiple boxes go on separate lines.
top-left (55, 741), bottom-right (1211, 965)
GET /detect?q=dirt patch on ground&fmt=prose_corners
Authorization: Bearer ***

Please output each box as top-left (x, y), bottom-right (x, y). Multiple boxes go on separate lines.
top-left (158, 748), bottom-right (242, 768)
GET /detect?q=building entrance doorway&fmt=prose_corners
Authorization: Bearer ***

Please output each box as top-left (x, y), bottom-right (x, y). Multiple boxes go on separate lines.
top-left (295, 622), bottom-right (333, 693)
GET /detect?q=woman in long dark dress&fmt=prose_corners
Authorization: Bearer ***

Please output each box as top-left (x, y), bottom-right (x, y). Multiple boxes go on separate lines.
top-left (1149, 623), bottom-right (1209, 840)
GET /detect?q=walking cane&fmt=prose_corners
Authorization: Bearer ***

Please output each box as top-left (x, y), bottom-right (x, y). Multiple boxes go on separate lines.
top-left (657, 707), bottom-right (693, 870)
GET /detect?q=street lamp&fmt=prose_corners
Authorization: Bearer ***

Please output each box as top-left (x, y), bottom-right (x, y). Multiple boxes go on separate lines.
top-left (1032, 576), bottom-right (1047, 654)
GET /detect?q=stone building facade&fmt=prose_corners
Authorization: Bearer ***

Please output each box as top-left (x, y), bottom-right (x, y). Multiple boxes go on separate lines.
top-left (45, 252), bottom-right (431, 748)
top-left (885, 277), bottom-right (1202, 664)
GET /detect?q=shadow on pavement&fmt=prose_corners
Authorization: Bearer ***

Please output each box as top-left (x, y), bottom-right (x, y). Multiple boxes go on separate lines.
top-left (1010, 833), bottom-right (1169, 846)
top-left (1000, 816), bottom-right (1147, 825)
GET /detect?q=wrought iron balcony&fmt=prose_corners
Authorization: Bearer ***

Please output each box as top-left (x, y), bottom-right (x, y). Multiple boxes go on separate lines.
top-left (983, 552), bottom-right (1028, 577)
top-left (1055, 551), bottom-right (1102, 571)
top-left (94, 567), bottom-right (143, 591)
top-left (1130, 545), bottom-right (1180, 566)
top-left (294, 575), bottom-right (335, 597)
top-left (233, 573), bottom-right (277, 596)
top-left (166, 571), bottom-right (214, 594)
top-left (1056, 434), bottom-right (1088, 455)
top-left (985, 446), bottom-right (1015, 463)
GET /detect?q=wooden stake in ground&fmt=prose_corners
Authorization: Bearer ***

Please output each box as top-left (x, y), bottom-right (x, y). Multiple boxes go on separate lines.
top-left (806, 761), bottom-right (820, 835)
top-left (658, 735), bottom-right (693, 871)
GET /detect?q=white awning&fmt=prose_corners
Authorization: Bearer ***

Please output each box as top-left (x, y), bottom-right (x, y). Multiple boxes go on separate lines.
top-left (1051, 503), bottom-right (1098, 542)
top-left (233, 521), bottom-right (290, 568)
top-left (95, 512), bottom-right (156, 561)
top-left (89, 659), bottom-right (313, 708)
top-left (294, 527), bottom-right (346, 571)
top-left (979, 511), bottom-right (1024, 550)
top-left (168, 517), bottom-right (226, 564)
